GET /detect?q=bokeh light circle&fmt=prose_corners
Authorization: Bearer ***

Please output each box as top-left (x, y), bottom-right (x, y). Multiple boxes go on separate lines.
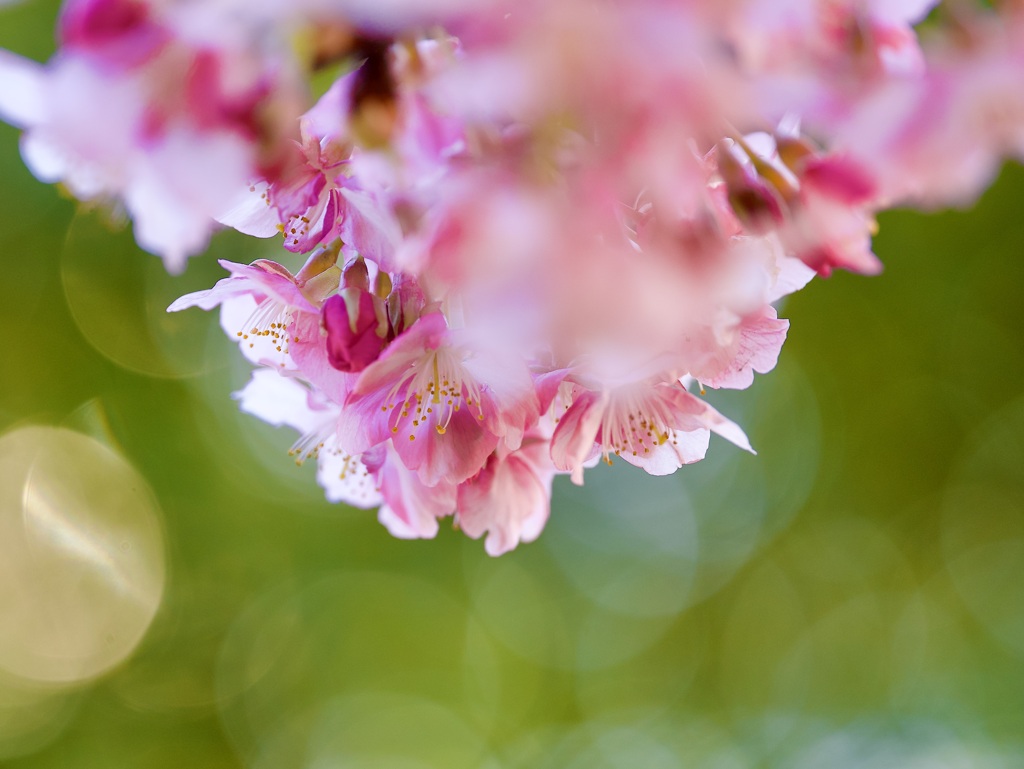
top-left (544, 463), bottom-right (701, 618)
top-left (0, 425), bottom-right (165, 684)
top-left (60, 211), bottom-right (228, 379)
top-left (0, 672), bottom-right (81, 761)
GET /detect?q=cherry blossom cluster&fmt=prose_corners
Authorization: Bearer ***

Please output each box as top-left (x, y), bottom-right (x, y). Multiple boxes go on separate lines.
top-left (3, 0), bottom-right (1023, 554)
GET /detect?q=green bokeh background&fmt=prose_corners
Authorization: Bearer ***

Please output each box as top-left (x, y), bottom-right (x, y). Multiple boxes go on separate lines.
top-left (2, 3), bottom-right (1024, 766)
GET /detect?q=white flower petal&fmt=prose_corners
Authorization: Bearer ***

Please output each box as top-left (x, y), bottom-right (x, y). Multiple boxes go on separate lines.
top-left (0, 50), bottom-right (45, 128)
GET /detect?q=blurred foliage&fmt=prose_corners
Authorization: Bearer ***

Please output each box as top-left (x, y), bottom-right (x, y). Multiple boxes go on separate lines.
top-left (1, 2), bottom-right (1024, 767)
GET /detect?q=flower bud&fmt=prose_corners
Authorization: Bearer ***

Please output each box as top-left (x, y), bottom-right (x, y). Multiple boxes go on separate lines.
top-left (323, 287), bottom-right (389, 372)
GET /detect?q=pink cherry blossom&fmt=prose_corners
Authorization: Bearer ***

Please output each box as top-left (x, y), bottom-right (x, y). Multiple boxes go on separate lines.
top-left (834, 14), bottom-right (1024, 208)
top-left (59, 0), bottom-right (168, 67)
top-left (365, 441), bottom-right (458, 540)
top-left (689, 306), bottom-right (791, 391)
top-left (456, 426), bottom-right (560, 556)
top-left (338, 312), bottom-right (539, 487)
top-left (235, 368), bottom-right (458, 540)
top-left (551, 377), bottom-right (753, 484)
top-left (0, 0), bottom-right (305, 270)
top-left (11, 0), bottom-right (1022, 554)
top-left (234, 368), bottom-right (380, 507)
top-left (223, 35), bottom-right (464, 260)
top-left (168, 251), bottom-right (336, 368)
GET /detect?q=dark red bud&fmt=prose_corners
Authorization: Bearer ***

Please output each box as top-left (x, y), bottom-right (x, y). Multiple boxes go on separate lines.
top-left (323, 288), bottom-right (389, 372)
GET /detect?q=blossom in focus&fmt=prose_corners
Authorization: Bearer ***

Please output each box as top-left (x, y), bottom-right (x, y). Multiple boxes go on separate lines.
top-left (168, 248), bottom-right (340, 368)
top-left (337, 312), bottom-right (539, 487)
top-left (550, 377), bottom-right (753, 484)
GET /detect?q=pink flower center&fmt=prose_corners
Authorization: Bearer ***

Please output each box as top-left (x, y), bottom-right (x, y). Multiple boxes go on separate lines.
top-left (235, 299), bottom-right (295, 359)
top-left (597, 391), bottom-right (679, 462)
top-left (382, 349), bottom-right (486, 442)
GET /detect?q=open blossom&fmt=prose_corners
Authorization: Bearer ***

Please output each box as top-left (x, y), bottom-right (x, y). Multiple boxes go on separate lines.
top-left (338, 312), bottom-right (539, 486)
top-left (234, 368), bottom-right (379, 504)
top-left (717, 130), bottom-right (882, 276)
top-left (1, 0), bottom-right (1020, 553)
top-left (223, 35), bottom-right (464, 261)
top-left (233, 347), bottom-right (555, 554)
top-left (456, 425), bottom-right (561, 556)
top-left (688, 306), bottom-right (791, 391)
top-left (550, 375), bottom-right (754, 484)
top-left (168, 248), bottom-right (339, 368)
top-left (224, 72), bottom-right (356, 253)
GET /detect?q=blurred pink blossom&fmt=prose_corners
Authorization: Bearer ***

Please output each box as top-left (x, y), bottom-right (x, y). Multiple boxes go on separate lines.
top-left (2, 0), bottom-right (1021, 553)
